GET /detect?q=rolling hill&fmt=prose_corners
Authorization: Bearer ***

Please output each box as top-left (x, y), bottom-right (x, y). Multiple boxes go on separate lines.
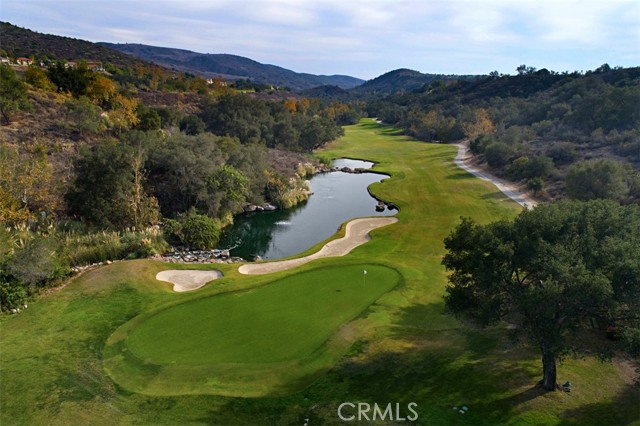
top-left (352, 68), bottom-right (480, 95)
top-left (0, 22), bottom-right (145, 68)
top-left (98, 42), bottom-right (364, 91)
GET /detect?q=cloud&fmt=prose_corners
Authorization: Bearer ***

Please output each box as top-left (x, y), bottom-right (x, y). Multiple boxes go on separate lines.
top-left (2, 0), bottom-right (638, 78)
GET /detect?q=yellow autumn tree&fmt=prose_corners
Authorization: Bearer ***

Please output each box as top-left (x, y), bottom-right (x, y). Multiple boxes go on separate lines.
top-left (283, 98), bottom-right (297, 114)
top-left (461, 108), bottom-right (495, 139)
top-left (86, 75), bottom-right (117, 106)
top-left (108, 94), bottom-right (140, 134)
top-left (0, 145), bottom-right (58, 225)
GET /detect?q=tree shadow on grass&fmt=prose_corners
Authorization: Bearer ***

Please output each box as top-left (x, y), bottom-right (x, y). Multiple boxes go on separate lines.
top-left (447, 171), bottom-right (475, 180)
top-left (557, 383), bottom-right (640, 426)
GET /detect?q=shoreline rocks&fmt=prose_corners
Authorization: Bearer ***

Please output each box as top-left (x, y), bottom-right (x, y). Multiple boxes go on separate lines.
top-left (157, 247), bottom-right (245, 264)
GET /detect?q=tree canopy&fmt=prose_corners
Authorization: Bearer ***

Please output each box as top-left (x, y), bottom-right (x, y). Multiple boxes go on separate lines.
top-left (442, 200), bottom-right (640, 390)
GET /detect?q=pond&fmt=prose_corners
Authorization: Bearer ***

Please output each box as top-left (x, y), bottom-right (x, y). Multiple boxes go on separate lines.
top-left (218, 159), bottom-right (396, 260)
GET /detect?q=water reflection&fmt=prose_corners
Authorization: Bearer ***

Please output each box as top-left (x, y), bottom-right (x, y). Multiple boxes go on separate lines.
top-left (218, 159), bottom-right (395, 260)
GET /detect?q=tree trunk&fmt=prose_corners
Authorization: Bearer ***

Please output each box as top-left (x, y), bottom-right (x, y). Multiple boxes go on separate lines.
top-left (541, 345), bottom-right (557, 391)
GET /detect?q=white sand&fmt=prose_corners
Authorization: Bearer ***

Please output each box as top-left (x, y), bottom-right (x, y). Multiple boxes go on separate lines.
top-left (238, 217), bottom-right (398, 275)
top-left (155, 270), bottom-right (223, 292)
top-left (455, 142), bottom-right (538, 209)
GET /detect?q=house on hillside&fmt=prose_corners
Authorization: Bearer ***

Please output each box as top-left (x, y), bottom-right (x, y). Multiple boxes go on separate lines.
top-left (0, 57), bottom-right (10, 64)
top-left (16, 57), bottom-right (33, 66)
top-left (86, 61), bottom-right (105, 72)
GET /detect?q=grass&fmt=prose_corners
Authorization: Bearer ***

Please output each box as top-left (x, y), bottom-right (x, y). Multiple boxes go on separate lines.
top-left (1, 119), bottom-right (637, 425)
top-left (103, 264), bottom-right (401, 396)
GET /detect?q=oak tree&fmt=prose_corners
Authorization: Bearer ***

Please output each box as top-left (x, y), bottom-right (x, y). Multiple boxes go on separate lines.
top-left (443, 200), bottom-right (640, 390)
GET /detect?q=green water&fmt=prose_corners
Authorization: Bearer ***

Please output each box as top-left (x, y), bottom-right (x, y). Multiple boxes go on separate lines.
top-left (219, 159), bottom-right (396, 260)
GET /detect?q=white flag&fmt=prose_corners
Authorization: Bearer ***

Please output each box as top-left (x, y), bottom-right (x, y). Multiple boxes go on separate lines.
top-left (363, 270), bottom-right (368, 275)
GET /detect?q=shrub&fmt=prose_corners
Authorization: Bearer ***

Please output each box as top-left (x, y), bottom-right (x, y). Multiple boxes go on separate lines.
top-left (0, 279), bottom-right (28, 311)
top-left (566, 159), bottom-right (629, 201)
top-left (162, 218), bottom-right (183, 245)
top-left (485, 142), bottom-right (513, 168)
top-left (6, 237), bottom-right (69, 287)
top-left (548, 141), bottom-right (578, 165)
top-left (181, 213), bottom-right (220, 249)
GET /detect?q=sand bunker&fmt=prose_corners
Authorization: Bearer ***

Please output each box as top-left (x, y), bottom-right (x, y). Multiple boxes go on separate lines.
top-left (238, 217), bottom-right (398, 275)
top-left (156, 270), bottom-right (223, 292)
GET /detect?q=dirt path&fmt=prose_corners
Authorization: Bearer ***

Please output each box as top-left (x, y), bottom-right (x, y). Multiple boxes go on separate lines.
top-left (238, 217), bottom-right (398, 275)
top-left (455, 142), bottom-right (538, 209)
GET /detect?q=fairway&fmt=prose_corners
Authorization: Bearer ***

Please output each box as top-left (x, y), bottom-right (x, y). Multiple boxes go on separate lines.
top-left (2, 119), bottom-right (637, 425)
top-left (126, 265), bottom-right (399, 364)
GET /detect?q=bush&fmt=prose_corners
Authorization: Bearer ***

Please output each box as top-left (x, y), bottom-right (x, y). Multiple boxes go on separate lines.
top-left (0, 279), bottom-right (28, 311)
top-left (566, 159), bottom-right (630, 201)
top-left (548, 141), bottom-right (578, 165)
top-left (162, 218), bottom-right (183, 245)
top-left (525, 156), bottom-right (554, 179)
top-left (485, 142), bottom-right (513, 168)
top-left (181, 213), bottom-right (220, 249)
top-left (6, 237), bottom-right (69, 287)
top-left (179, 114), bottom-right (205, 135)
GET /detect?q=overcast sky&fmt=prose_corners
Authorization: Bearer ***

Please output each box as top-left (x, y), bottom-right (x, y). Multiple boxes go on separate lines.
top-left (3, 0), bottom-right (639, 79)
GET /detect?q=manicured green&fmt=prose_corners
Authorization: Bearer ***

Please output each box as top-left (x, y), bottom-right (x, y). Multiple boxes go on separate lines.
top-left (1, 119), bottom-right (637, 425)
top-left (126, 265), bottom-right (399, 365)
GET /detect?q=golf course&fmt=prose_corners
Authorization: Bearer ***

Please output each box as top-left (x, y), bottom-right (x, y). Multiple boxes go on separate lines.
top-left (1, 119), bottom-right (637, 425)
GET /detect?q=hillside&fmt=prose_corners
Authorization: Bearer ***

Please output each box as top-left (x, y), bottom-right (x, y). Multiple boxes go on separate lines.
top-left (372, 66), bottom-right (640, 201)
top-left (99, 43), bottom-right (364, 91)
top-left (0, 22), bottom-right (144, 68)
top-left (352, 68), bottom-right (480, 95)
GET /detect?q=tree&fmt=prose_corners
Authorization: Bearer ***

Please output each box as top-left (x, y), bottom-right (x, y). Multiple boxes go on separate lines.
top-left (86, 75), bottom-right (117, 106)
top-left (179, 114), bottom-right (205, 135)
top-left (0, 145), bottom-right (57, 224)
top-left (527, 177), bottom-right (544, 196)
top-left (461, 108), bottom-right (495, 140)
top-left (0, 64), bottom-right (31, 123)
top-left (107, 94), bottom-right (140, 134)
top-left (484, 142), bottom-right (513, 168)
top-left (24, 66), bottom-right (56, 91)
top-left (180, 211), bottom-right (220, 249)
top-left (566, 159), bottom-right (629, 201)
top-left (442, 200), bottom-right (640, 391)
top-left (66, 138), bottom-right (159, 229)
top-left (65, 97), bottom-right (107, 135)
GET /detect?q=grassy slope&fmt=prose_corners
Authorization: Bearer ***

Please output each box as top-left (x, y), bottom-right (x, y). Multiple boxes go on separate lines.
top-left (0, 119), bottom-right (637, 425)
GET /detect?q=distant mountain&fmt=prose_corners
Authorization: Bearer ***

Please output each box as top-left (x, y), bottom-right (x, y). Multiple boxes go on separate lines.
top-left (352, 68), bottom-right (481, 95)
top-left (0, 22), bottom-right (145, 68)
top-left (98, 43), bottom-right (364, 91)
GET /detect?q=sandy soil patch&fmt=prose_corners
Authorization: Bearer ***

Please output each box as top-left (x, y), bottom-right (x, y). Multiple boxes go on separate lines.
top-left (156, 270), bottom-right (223, 292)
top-left (455, 142), bottom-right (538, 209)
top-left (238, 217), bottom-right (398, 275)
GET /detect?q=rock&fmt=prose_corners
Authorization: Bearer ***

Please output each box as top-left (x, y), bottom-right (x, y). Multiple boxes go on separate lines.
top-left (253, 255), bottom-right (263, 262)
top-left (255, 205), bottom-right (265, 212)
top-left (243, 204), bottom-right (258, 213)
top-left (106, 260), bottom-right (112, 265)
top-left (262, 203), bottom-right (277, 211)
top-left (376, 201), bottom-right (386, 212)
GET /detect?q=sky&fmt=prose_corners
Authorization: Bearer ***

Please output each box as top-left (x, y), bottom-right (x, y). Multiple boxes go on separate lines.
top-left (2, 0), bottom-right (639, 80)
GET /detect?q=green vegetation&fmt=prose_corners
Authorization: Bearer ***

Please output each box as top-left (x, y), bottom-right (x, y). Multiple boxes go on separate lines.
top-left (0, 63), bottom-right (31, 123)
top-left (104, 264), bottom-right (400, 395)
top-left (370, 66), bottom-right (640, 201)
top-left (443, 200), bottom-right (640, 390)
top-left (3, 120), bottom-right (636, 425)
